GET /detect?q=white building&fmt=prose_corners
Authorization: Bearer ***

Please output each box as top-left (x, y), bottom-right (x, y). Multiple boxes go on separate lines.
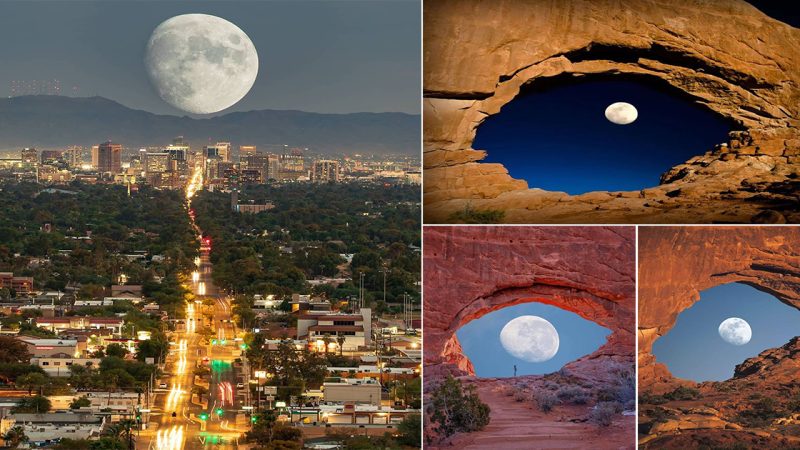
top-left (297, 308), bottom-right (371, 352)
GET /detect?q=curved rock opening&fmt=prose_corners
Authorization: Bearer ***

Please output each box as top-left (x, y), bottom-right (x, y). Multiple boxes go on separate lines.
top-left (423, 0), bottom-right (800, 223)
top-left (651, 282), bottom-right (800, 382)
top-left (455, 301), bottom-right (611, 377)
top-left (473, 72), bottom-right (740, 194)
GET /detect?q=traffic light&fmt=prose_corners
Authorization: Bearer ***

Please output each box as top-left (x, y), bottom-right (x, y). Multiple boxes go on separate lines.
top-left (240, 343), bottom-right (248, 350)
top-left (251, 415), bottom-right (258, 423)
top-left (211, 339), bottom-right (217, 345)
top-left (199, 413), bottom-right (209, 421)
top-left (215, 408), bottom-right (224, 416)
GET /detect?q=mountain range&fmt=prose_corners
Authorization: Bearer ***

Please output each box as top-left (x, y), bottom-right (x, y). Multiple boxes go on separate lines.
top-left (0, 96), bottom-right (420, 155)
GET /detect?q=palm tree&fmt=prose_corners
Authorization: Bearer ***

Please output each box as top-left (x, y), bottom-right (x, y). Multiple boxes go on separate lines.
top-left (104, 419), bottom-right (135, 449)
top-left (336, 335), bottom-right (346, 356)
top-left (4, 426), bottom-right (28, 449)
top-left (321, 334), bottom-right (332, 355)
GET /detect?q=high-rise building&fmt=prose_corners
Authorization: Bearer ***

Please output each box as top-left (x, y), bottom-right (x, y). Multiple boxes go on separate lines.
top-left (91, 145), bottom-right (100, 169)
top-left (244, 154), bottom-right (269, 183)
top-left (312, 160), bottom-right (340, 183)
top-left (281, 152), bottom-right (305, 173)
top-left (65, 146), bottom-right (84, 168)
top-left (97, 141), bottom-right (122, 173)
top-left (216, 142), bottom-right (231, 162)
top-left (40, 150), bottom-right (63, 165)
top-left (239, 145), bottom-right (257, 158)
top-left (21, 148), bottom-right (38, 167)
top-left (145, 152), bottom-right (170, 174)
top-left (267, 154), bottom-right (280, 181)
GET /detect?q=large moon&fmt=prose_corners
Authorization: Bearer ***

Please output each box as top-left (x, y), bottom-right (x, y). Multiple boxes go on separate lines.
top-left (604, 102), bottom-right (638, 125)
top-left (499, 315), bottom-right (559, 363)
top-left (718, 317), bottom-right (752, 346)
top-left (145, 14), bottom-right (259, 114)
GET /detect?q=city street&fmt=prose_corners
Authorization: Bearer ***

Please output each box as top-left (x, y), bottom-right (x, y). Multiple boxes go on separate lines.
top-left (138, 173), bottom-right (247, 450)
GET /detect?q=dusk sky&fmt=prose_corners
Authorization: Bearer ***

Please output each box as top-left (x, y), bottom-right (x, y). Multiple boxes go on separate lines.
top-left (457, 302), bottom-right (610, 378)
top-left (474, 78), bottom-right (735, 194)
top-left (653, 283), bottom-right (800, 382)
top-left (0, 0), bottom-right (420, 116)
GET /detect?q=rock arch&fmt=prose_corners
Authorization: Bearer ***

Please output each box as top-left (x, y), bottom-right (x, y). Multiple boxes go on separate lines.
top-left (638, 226), bottom-right (800, 392)
top-left (424, 226), bottom-right (635, 383)
top-left (423, 0), bottom-right (800, 223)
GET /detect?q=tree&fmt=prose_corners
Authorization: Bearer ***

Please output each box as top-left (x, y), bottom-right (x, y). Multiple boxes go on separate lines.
top-left (427, 376), bottom-right (490, 442)
top-left (103, 420), bottom-right (135, 450)
top-left (12, 395), bottom-right (51, 413)
top-left (70, 395), bottom-right (92, 409)
top-left (3, 426), bottom-right (28, 448)
top-left (16, 372), bottom-right (48, 395)
top-left (322, 334), bottom-right (332, 355)
top-left (397, 414), bottom-right (421, 447)
top-left (54, 438), bottom-right (92, 450)
top-left (336, 335), bottom-right (346, 356)
top-left (105, 343), bottom-right (129, 359)
top-left (0, 336), bottom-right (31, 364)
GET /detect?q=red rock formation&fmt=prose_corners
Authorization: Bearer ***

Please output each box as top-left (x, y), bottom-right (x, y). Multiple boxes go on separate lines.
top-left (423, 0), bottom-right (800, 223)
top-left (424, 226), bottom-right (635, 446)
top-left (425, 226), bottom-right (635, 381)
top-left (638, 227), bottom-right (800, 448)
top-left (638, 226), bottom-right (800, 391)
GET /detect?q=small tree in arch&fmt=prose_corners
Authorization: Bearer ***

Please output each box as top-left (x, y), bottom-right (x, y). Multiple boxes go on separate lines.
top-left (427, 375), bottom-right (490, 443)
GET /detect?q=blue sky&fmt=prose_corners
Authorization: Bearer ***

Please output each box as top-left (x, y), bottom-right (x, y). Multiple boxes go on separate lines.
top-left (456, 302), bottom-right (610, 378)
top-left (653, 282), bottom-right (800, 382)
top-left (473, 78), bottom-right (734, 194)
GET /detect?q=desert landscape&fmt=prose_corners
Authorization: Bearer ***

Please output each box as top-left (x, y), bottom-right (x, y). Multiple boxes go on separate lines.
top-left (639, 227), bottom-right (800, 448)
top-left (423, 226), bottom-right (635, 449)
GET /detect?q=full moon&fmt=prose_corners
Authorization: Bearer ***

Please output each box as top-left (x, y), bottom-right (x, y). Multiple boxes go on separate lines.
top-left (718, 317), bottom-right (752, 346)
top-left (499, 315), bottom-right (559, 363)
top-left (604, 102), bottom-right (638, 125)
top-left (145, 14), bottom-right (259, 114)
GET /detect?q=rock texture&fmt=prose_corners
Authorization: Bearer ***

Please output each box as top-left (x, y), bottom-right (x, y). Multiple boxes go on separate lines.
top-left (423, 0), bottom-right (800, 223)
top-left (424, 226), bottom-right (635, 443)
top-left (638, 227), bottom-right (800, 447)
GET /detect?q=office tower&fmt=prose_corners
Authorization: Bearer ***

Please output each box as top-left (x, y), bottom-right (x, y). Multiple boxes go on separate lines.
top-left (312, 160), bottom-right (340, 183)
top-left (216, 142), bottom-right (231, 162)
top-left (239, 145), bottom-right (257, 157)
top-left (21, 148), bottom-right (38, 166)
top-left (267, 154), bottom-right (280, 181)
top-left (145, 152), bottom-right (170, 174)
top-left (244, 154), bottom-right (269, 182)
top-left (91, 145), bottom-right (100, 169)
top-left (65, 146), bottom-right (84, 168)
top-left (97, 141), bottom-right (122, 173)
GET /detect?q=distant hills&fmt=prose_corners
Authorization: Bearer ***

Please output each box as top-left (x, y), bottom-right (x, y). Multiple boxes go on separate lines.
top-left (0, 96), bottom-right (420, 155)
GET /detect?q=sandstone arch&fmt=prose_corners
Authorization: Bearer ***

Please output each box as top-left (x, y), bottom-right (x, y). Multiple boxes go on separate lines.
top-left (638, 226), bottom-right (800, 392)
top-left (424, 0), bottom-right (800, 223)
top-left (424, 226), bottom-right (635, 382)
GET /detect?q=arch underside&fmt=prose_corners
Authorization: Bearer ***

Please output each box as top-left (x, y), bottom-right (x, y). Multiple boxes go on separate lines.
top-left (439, 282), bottom-right (634, 382)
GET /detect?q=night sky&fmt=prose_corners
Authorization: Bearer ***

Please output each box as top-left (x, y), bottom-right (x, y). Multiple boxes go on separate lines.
top-left (0, 1), bottom-right (420, 116)
top-left (474, 78), bottom-right (735, 194)
top-left (456, 302), bottom-right (610, 378)
top-left (653, 283), bottom-right (800, 382)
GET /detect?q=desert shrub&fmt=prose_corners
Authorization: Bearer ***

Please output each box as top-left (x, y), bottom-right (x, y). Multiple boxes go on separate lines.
top-left (590, 401), bottom-right (622, 427)
top-left (533, 390), bottom-right (559, 413)
top-left (639, 392), bottom-right (668, 405)
top-left (736, 395), bottom-right (782, 428)
top-left (663, 386), bottom-right (701, 401)
top-left (543, 381), bottom-right (559, 391)
top-left (448, 204), bottom-right (505, 224)
top-left (646, 406), bottom-right (677, 424)
top-left (514, 392), bottom-right (526, 402)
top-left (427, 376), bottom-right (491, 442)
top-left (557, 386), bottom-right (590, 404)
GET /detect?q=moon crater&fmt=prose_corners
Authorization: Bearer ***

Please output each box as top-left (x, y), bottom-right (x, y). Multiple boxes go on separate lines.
top-left (605, 102), bottom-right (638, 125)
top-left (718, 317), bottom-right (752, 346)
top-left (499, 315), bottom-right (559, 363)
top-left (145, 14), bottom-right (259, 114)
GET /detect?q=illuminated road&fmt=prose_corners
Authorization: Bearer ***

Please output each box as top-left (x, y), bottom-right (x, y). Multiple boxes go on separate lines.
top-left (138, 168), bottom-right (246, 450)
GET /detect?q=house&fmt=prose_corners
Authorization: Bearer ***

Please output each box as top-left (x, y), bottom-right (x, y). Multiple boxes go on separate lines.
top-left (30, 357), bottom-right (101, 376)
top-left (322, 378), bottom-right (381, 406)
top-left (16, 337), bottom-right (82, 358)
top-left (34, 317), bottom-right (125, 335)
top-left (9, 413), bottom-right (105, 445)
top-left (297, 308), bottom-right (372, 351)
